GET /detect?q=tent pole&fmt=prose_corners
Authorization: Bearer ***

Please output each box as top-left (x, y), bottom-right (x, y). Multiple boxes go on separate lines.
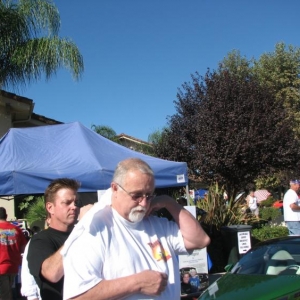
top-left (185, 184), bottom-right (190, 206)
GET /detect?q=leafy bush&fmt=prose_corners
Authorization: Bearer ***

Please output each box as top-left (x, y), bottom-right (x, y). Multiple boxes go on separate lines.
top-left (252, 225), bottom-right (288, 242)
top-left (24, 196), bottom-right (47, 226)
top-left (198, 183), bottom-right (246, 231)
top-left (259, 207), bottom-right (282, 221)
top-left (259, 197), bottom-right (275, 207)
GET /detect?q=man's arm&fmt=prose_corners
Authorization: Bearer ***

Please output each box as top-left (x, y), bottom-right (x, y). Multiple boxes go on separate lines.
top-left (40, 245), bottom-right (64, 282)
top-left (148, 195), bottom-right (210, 250)
top-left (68, 270), bottom-right (168, 300)
top-left (290, 202), bottom-right (300, 210)
top-left (27, 235), bottom-right (64, 285)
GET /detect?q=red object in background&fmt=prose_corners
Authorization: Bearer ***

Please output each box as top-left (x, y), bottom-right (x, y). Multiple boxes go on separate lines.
top-left (273, 200), bottom-right (283, 208)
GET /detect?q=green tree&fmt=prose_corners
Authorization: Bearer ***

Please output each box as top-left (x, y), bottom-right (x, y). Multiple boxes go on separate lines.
top-left (154, 70), bottom-right (300, 198)
top-left (219, 44), bottom-right (300, 187)
top-left (91, 124), bottom-right (118, 141)
top-left (0, 0), bottom-right (84, 89)
top-left (253, 43), bottom-right (300, 137)
top-left (220, 44), bottom-right (300, 138)
top-left (219, 49), bottom-right (254, 79)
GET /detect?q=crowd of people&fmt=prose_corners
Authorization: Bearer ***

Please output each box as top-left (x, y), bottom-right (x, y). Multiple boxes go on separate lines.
top-left (3, 157), bottom-right (300, 300)
top-left (0, 158), bottom-right (210, 300)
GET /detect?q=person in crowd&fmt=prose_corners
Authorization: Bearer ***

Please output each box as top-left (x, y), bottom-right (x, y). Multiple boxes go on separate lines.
top-left (283, 179), bottom-right (300, 235)
top-left (21, 217), bottom-right (51, 300)
top-left (62, 158), bottom-right (210, 300)
top-left (246, 189), bottom-right (259, 218)
top-left (189, 269), bottom-right (200, 291)
top-left (27, 178), bottom-right (80, 300)
top-left (0, 207), bottom-right (27, 300)
top-left (181, 272), bottom-right (198, 300)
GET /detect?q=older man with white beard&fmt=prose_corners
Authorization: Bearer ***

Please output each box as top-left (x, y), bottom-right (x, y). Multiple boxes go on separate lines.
top-left (62, 158), bottom-right (210, 300)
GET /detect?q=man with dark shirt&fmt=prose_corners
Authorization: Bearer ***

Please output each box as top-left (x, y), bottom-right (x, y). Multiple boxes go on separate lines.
top-left (27, 178), bottom-right (79, 300)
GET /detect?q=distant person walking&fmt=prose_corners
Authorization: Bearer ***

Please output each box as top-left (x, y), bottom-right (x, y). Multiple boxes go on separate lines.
top-left (283, 179), bottom-right (300, 235)
top-left (246, 190), bottom-right (259, 218)
top-left (0, 207), bottom-right (27, 300)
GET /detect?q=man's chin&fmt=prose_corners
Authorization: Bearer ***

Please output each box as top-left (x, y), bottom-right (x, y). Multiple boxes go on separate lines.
top-left (68, 215), bottom-right (78, 222)
top-left (129, 212), bottom-right (146, 223)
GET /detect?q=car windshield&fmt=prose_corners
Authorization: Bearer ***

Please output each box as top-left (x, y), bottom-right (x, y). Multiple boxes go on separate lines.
top-left (231, 237), bottom-right (300, 275)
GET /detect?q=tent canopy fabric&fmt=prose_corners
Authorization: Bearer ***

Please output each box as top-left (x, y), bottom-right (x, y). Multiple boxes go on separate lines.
top-left (0, 122), bottom-right (188, 196)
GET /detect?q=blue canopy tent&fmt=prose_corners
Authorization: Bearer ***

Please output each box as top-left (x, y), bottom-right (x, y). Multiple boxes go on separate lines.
top-left (0, 122), bottom-right (188, 196)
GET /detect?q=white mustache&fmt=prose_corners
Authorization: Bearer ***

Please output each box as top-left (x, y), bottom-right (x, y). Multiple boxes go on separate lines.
top-left (131, 206), bottom-right (146, 213)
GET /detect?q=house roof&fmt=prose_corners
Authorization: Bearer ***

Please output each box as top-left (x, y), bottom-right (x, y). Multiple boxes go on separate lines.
top-left (0, 90), bottom-right (34, 123)
top-left (117, 133), bottom-right (151, 146)
top-left (0, 89), bottom-right (62, 127)
top-left (30, 113), bottom-right (63, 126)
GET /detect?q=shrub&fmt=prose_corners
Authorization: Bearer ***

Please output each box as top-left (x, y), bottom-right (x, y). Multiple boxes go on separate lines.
top-left (198, 183), bottom-right (246, 231)
top-left (252, 225), bottom-right (288, 243)
top-left (24, 196), bottom-right (47, 226)
top-left (259, 207), bottom-right (282, 221)
top-left (259, 196), bottom-right (275, 207)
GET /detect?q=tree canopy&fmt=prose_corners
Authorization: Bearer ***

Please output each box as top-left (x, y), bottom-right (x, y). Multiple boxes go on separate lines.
top-left (0, 0), bottom-right (84, 89)
top-left (220, 44), bottom-right (300, 139)
top-left (153, 70), bottom-right (300, 196)
top-left (91, 124), bottom-right (118, 141)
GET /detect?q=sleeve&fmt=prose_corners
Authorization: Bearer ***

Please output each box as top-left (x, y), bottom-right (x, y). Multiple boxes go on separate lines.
top-left (156, 217), bottom-right (187, 255)
top-left (63, 230), bottom-right (103, 300)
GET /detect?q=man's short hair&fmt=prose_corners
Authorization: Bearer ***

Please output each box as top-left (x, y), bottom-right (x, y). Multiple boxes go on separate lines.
top-left (0, 207), bottom-right (7, 220)
top-left (44, 178), bottom-right (80, 205)
top-left (112, 158), bottom-right (154, 185)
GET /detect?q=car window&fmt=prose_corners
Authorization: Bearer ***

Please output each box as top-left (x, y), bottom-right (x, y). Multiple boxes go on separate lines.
top-left (231, 237), bottom-right (300, 275)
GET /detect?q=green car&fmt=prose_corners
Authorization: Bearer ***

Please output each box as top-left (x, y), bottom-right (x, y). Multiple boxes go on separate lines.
top-left (199, 236), bottom-right (300, 300)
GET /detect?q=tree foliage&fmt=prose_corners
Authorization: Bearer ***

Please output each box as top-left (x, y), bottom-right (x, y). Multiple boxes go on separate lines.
top-left (253, 43), bottom-right (300, 137)
top-left (154, 70), bottom-right (300, 197)
top-left (220, 44), bottom-right (300, 139)
top-left (0, 0), bottom-right (84, 89)
top-left (91, 124), bottom-right (118, 141)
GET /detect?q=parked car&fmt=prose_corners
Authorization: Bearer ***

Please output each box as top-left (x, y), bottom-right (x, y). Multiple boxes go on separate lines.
top-left (199, 236), bottom-right (300, 300)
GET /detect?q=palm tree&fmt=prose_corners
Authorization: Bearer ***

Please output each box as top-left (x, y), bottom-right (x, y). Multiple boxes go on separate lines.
top-left (0, 0), bottom-right (84, 89)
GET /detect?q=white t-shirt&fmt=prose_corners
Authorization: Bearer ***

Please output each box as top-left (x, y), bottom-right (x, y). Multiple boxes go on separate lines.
top-left (283, 189), bottom-right (300, 221)
top-left (248, 196), bottom-right (257, 210)
top-left (62, 206), bottom-right (187, 300)
top-left (20, 241), bottom-right (41, 300)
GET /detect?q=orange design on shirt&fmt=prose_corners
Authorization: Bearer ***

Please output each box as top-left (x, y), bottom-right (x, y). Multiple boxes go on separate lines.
top-left (148, 240), bottom-right (171, 262)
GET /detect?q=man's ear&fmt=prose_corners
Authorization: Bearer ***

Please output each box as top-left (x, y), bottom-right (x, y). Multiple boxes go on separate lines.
top-left (46, 202), bottom-right (54, 215)
top-left (111, 182), bottom-right (118, 192)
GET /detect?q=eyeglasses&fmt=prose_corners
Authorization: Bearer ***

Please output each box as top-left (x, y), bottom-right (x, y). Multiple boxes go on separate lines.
top-left (116, 183), bottom-right (156, 203)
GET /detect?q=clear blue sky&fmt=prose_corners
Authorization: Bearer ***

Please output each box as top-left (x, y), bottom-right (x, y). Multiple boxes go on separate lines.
top-left (21, 0), bottom-right (300, 141)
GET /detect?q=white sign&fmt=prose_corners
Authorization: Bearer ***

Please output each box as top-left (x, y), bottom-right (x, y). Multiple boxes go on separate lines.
top-left (178, 248), bottom-right (208, 274)
top-left (184, 205), bottom-right (196, 217)
top-left (238, 231), bottom-right (251, 254)
top-left (177, 174), bottom-right (185, 183)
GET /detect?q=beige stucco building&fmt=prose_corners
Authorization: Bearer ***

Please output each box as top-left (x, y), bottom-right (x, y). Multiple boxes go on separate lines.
top-left (0, 90), bottom-right (62, 220)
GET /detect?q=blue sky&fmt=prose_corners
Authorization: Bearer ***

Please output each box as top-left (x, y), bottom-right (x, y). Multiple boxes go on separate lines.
top-left (21, 0), bottom-right (300, 141)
